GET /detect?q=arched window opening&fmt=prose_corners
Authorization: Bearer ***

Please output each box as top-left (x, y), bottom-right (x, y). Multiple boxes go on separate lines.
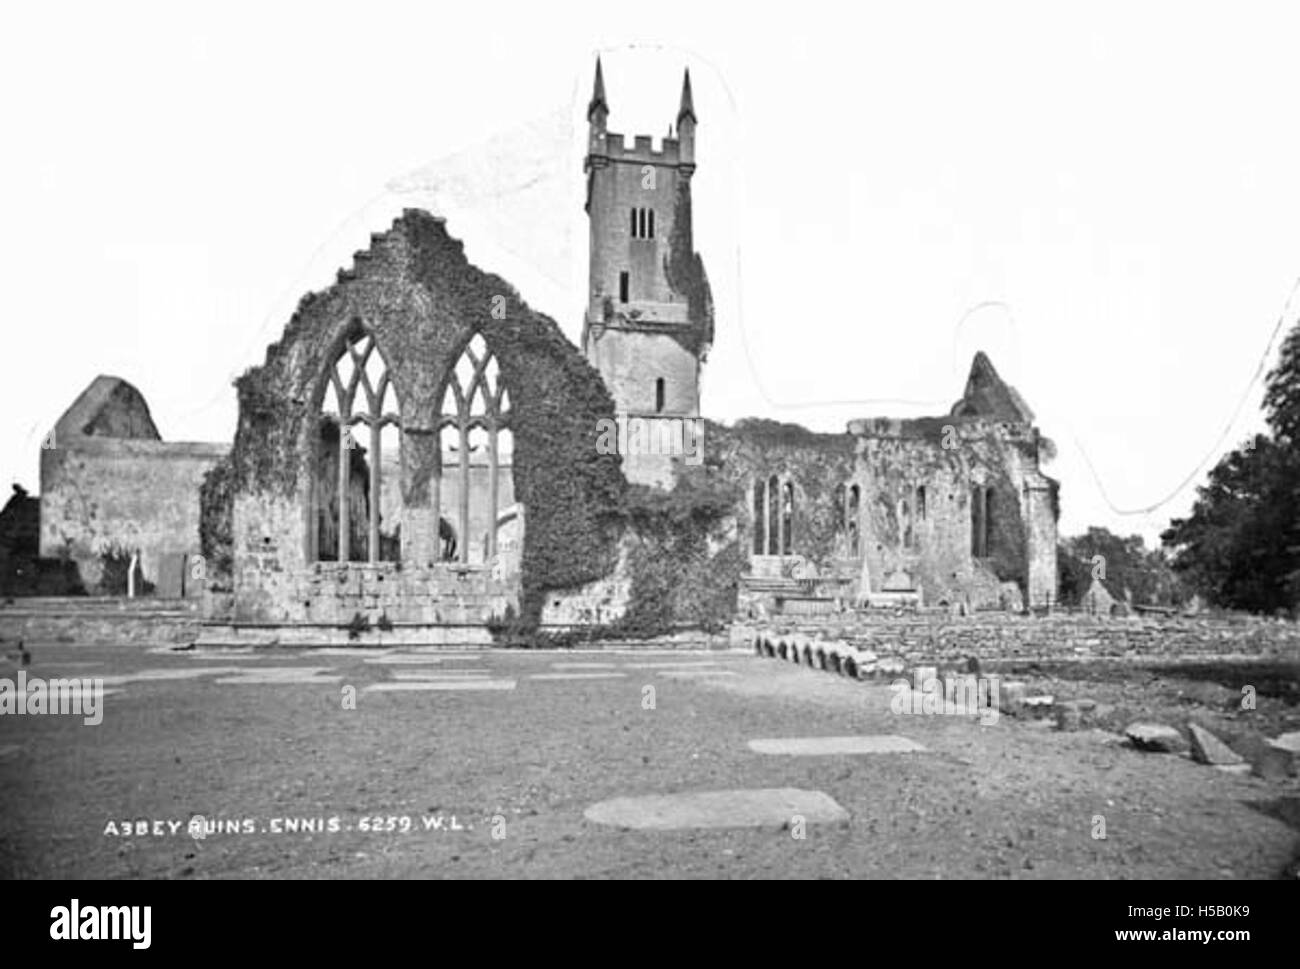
top-left (315, 330), bottom-right (401, 563)
top-left (766, 475), bottom-right (780, 555)
top-left (848, 485), bottom-right (861, 558)
top-left (971, 485), bottom-right (989, 559)
top-left (438, 332), bottom-right (512, 566)
top-left (753, 476), bottom-right (798, 558)
top-left (781, 482), bottom-right (795, 555)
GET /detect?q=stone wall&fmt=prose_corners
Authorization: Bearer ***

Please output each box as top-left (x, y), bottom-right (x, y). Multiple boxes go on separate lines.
top-left (739, 611), bottom-right (1300, 662)
top-left (40, 436), bottom-right (226, 592)
top-left (222, 209), bottom-right (625, 628)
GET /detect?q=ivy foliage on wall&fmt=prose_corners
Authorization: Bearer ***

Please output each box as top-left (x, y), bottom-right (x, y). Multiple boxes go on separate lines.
top-left (663, 180), bottom-right (714, 357)
top-left (198, 454), bottom-right (234, 591)
top-left (492, 461), bottom-right (745, 646)
top-left (219, 210), bottom-right (627, 623)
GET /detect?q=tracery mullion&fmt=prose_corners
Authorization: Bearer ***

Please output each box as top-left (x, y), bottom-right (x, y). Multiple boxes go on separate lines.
top-left (337, 413), bottom-right (351, 565)
top-left (458, 415), bottom-right (470, 565)
top-left (488, 423), bottom-right (499, 559)
top-left (368, 416), bottom-right (381, 563)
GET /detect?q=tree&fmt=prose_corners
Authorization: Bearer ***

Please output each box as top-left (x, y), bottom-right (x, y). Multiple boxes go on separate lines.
top-left (1058, 527), bottom-right (1185, 607)
top-left (1162, 435), bottom-right (1300, 613)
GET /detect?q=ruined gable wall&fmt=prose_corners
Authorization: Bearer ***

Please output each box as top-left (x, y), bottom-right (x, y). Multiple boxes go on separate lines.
top-left (221, 210), bottom-right (625, 626)
top-left (705, 414), bottom-right (1054, 610)
top-left (40, 437), bottom-right (227, 591)
top-left (851, 417), bottom-right (1039, 606)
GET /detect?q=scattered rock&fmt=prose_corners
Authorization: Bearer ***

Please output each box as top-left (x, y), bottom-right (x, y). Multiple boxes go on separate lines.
top-left (1001, 681), bottom-right (1027, 713)
top-left (1055, 699), bottom-right (1098, 732)
top-left (1188, 724), bottom-right (1245, 766)
top-left (1021, 695), bottom-right (1055, 717)
top-left (1234, 734), bottom-right (1296, 781)
top-left (876, 658), bottom-right (906, 677)
top-left (1269, 731), bottom-right (1300, 754)
top-left (1124, 723), bottom-right (1188, 754)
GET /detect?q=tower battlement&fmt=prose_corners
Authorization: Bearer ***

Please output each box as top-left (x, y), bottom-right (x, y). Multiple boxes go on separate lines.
top-left (581, 58), bottom-right (709, 487)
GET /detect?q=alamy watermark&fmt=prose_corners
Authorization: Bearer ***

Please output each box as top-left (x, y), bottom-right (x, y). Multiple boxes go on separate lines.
top-left (595, 414), bottom-right (704, 465)
top-left (0, 672), bottom-right (104, 725)
top-left (890, 667), bottom-right (1001, 726)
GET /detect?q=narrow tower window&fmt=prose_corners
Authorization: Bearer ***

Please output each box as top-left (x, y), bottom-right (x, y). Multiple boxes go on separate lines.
top-left (655, 378), bottom-right (665, 413)
top-left (647, 209), bottom-right (655, 239)
top-left (619, 271), bottom-right (629, 303)
top-left (630, 208), bottom-right (637, 237)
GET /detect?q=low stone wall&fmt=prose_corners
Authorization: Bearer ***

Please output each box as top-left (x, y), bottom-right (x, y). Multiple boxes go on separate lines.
top-left (0, 597), bottom-right (202, 645)
top-left (734, 611), bottom-right (1300, 662)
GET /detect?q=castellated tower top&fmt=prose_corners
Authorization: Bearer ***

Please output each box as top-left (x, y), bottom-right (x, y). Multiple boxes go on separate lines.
top-left (584, 60), bottom-right (697, 176)
top-left (580, 58), bottom-right (715, 486)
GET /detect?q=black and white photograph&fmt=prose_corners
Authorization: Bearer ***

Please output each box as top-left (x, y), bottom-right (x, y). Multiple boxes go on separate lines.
top-left (0, 0), bottom-right (1294, 938)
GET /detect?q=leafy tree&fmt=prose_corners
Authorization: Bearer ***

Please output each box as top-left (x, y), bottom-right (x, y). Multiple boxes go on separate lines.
top-left (1162, 435), bottom-right (1300, 613)
top-left (1162, 312), bottom-right (1300, 613)
top-left (1058, 527), bottom-right (1185, 607)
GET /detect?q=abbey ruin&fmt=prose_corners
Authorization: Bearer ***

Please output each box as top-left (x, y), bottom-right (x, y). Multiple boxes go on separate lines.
top-left (21, 61), bottom-right (1058, 642)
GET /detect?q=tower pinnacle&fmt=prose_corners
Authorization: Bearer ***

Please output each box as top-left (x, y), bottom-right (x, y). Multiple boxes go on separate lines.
top-left (677, 68), bottom-right (696, 125)
top-left (588, 57), bottom-right (609, 122)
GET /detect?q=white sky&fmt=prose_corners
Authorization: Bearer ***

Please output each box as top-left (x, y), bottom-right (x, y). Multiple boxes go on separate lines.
top-left (3, 0), bottom-right (1298, 547)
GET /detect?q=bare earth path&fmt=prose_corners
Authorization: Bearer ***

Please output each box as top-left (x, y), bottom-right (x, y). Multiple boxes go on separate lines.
top-left (0, 643), bottom-right (1294, 879)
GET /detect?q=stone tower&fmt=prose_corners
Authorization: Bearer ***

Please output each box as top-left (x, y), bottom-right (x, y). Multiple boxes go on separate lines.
top-left (581, 59), bottom-right (714, 487)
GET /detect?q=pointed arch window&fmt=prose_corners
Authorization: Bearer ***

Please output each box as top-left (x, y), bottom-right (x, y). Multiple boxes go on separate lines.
top-left (752, 475), bottom-right (797, 557)
top-left (438, 332), bottom-right (513, 565)
top-left (315, 329), bottom-right (401, 563)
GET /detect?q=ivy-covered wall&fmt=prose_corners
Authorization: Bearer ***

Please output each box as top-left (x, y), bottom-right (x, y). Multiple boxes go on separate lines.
top-left (217, 209), bottom-right (625, 626)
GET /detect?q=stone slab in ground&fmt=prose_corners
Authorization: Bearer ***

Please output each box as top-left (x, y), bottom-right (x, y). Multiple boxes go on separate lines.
top-left (551, 662), bottom-right (620, 670)
top-left (1189, 724), bottom-right (1245, 766)
top-left (364, 655), bottom-right (466, 665)
top-left (660, 670), bottom-right (738, 679)
top-left (622, 661), bottom-right (723, 670)
top-left (213, 675), bottom-right (343, 685)
top-left (1125, 723), bottom-right (1189, 754)
top-left (99, 668), bottom-right (246, 685)
top-left (362, 680), bottom-right (517, 692)
top-left (389, 669), bottom-right (491, 680)
top-left (583, 788), bottom-right (849, 830)
top-left (749, 736), bottom-right (927, 755)
top-left (529, 672), bottom-right (628, 680)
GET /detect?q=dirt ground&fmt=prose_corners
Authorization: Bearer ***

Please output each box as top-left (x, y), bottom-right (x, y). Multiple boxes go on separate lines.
top-left (0, 642), bottom-right (1297, 879)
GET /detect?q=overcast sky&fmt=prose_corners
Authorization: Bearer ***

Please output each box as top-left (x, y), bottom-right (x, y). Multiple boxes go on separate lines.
top-left (3, 1), bottom-right (1298, 545)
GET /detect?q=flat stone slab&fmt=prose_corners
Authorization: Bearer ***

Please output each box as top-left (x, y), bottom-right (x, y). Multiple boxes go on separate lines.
top-left (389, 669), bottom-right (492, 680)
top-left (363, 680), bottom-right (517, 692)
top-left (313, 648), bottom-right (397, 658)
top-left (400, 649), bottom-right (485, 657)
top-left (98, 667), bottom-right (246, 685)
top-left (180, 653), bottom-right (275, 661)
top-left (749, 735), bottom-right (927, 755)
top-left (213, 675), bottom-right (343, 685)
top-left (1125, 723), bottom-right (1189, 754)
top-left (659, 670), bottom-right (738, 679)
top-left (529, 672), bottom-right (628, 680)
top-left (551, 662), bottom-right (620, 670)
top-left (364, 655), bottom-right (464, 665)
top-left (584, 788), bottom-right (849, 830)
top-left (622, 661), bottom-right (723, 670)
